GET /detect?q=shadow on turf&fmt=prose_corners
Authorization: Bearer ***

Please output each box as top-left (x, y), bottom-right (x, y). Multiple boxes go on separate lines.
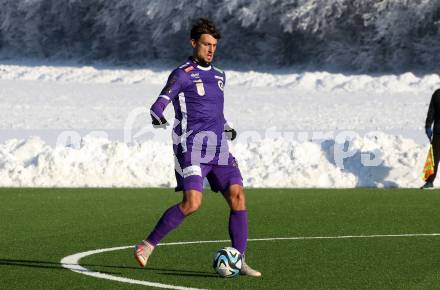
top-left (158, 272), bottom-right (219, 278)
top-left (0, 258), bottom-right (117, 274)
top-left (79, 262), bottom-right (216, 276)
top-left (80, 263), bottom-right (217, 278)
top-left (0, 258), bottom-right (216, 277)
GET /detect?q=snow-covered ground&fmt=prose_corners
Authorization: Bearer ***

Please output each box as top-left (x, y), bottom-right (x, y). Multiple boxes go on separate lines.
top-left (0, 61), bottom-right (436, 187)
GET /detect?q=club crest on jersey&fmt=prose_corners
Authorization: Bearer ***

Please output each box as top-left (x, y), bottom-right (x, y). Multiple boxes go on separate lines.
top-left (194, 80), bottom-right (205, 96)
top-left (217, 80), bottom-right (224, 91)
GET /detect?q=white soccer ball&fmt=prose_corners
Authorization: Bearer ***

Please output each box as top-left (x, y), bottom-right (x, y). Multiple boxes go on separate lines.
top-left (212, 247), bottom-right (242, 277)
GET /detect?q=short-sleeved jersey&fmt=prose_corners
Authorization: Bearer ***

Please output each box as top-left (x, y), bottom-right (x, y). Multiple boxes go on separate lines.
top-left (157, 57), bottom-right (229, 165)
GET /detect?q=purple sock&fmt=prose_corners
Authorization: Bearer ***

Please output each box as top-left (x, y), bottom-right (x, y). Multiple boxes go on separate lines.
top-left (146, 204), bottom-right (186, 246)
top-left (229, 210), bottom-right (248, 254)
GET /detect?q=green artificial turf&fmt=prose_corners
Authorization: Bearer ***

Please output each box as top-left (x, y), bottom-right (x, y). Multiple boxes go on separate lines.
top-left (0, 188), bottom-right (439, 289)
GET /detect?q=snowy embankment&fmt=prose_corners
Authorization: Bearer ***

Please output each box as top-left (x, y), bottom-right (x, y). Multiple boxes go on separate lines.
top-left (0, 133), bottom-right (426, 188)
top-left (0, 62), bottom-right (436, 187)
top-left (1, 61), bottom-right (440, 92)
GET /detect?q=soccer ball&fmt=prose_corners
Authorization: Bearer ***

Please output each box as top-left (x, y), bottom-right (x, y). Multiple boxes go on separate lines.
top-left (212, 247), bottom-right (242, 277)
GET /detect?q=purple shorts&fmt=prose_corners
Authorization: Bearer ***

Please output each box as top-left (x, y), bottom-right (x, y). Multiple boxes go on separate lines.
top-left (175, 155), bottom-right (243, 193)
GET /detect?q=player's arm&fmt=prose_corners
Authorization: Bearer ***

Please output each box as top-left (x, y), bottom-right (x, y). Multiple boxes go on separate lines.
top-left (221, 72), bottom-right (237, 141)
top-left (425, 89), bottom-right (440, 140)
top-left (150, 70), bottom-right (183, 128)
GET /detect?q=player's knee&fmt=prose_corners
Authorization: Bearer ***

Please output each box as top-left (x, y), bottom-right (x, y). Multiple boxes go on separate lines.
top-left (180, 202), bottom-right (201, 215)
top-left (232, 195), bottom-right (246, 211)
top-left (228, 187), bottom-right (246, 211)
top-left (181, 197), bottom-right (202, 215)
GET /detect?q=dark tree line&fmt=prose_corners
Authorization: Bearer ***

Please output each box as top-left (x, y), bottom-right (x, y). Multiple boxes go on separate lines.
top-left (1, 0), bottom-right (440, 72)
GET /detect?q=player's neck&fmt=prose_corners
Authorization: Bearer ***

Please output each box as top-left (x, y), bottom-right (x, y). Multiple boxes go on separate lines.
top-left (190, 56), bottom-right (211, 68)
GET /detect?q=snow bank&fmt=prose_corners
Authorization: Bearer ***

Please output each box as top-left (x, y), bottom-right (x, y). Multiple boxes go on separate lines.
top-left (1, 62), bottom-right (439, 93)
top-left (0, 62), bottom-right (432, 187)
top-left (0, 62), bottom-right (434, 132)
top-left (0, 133), bottom-right (425, 188)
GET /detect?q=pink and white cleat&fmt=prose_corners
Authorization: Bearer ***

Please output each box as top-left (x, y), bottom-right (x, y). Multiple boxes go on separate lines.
top-left (134, 240), bottom-right (155, 268)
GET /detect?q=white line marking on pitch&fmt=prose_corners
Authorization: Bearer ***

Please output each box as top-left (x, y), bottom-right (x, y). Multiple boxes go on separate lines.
top-left (60, 233), bottom-right (440, 290)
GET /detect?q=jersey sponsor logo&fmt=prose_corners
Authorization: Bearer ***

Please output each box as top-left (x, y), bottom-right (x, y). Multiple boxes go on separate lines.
top-left (190, 72), bottom-right (200, 79)
top-left (215, 75), bottom-right (224, 81)
top-left (194, 80), bottom-right (205, 96)
top-left (184, 66), bottom-right (194, 73)
top-left (217, 80), bottom-right (224, 91)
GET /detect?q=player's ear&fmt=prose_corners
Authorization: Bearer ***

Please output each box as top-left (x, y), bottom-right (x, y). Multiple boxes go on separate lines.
top-left (190, 39), bottom-right (197, 49)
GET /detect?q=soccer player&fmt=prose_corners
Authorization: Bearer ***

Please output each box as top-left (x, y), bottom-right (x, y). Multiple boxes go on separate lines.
top-left (134, 18), bottom-right (261, 277)
top-left (421, 89), bottom-right (440, 189)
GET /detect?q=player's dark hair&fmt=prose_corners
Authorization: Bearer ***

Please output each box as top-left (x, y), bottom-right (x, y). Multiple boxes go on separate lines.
top-left (190, 18), bottom-right (221, 40)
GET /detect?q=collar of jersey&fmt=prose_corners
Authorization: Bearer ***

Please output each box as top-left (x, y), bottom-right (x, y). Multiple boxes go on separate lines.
top-left (196, 64), bottom-right (212, 71)
top-left (188, 57), bottom-right (212, 71)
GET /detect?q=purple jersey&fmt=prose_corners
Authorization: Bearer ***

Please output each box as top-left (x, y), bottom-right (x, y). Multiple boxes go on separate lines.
top-left (151, 57), bottom-right (230, 165)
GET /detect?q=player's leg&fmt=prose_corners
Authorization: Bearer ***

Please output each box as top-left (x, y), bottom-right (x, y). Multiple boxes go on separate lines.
top-left (222, 184), bottom-right (261, 277)
top-left (145, 189), bottom-right (202, 245)
top-left (134, 165), bottom-right (208, 267)
top-left (135, 189), bottom-right (203, 267)
top-left (431, 134), bottom-right (440, 180)
top-left (134, 198), bottom-right (186, 268)
top-left (207, 156), bottom-right (247, 253)
top-left (222, 184), bottom-right (247, 253)
top-left (208, 157), bottom-right (261, 277)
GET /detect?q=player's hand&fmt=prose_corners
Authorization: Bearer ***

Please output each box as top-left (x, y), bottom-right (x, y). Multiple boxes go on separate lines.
top-left (152, 116), bottom-right (169, 129)
top-left (225, 128), bottom-right (237, 141)
top-left (426, 127), bottom-right (433, 141)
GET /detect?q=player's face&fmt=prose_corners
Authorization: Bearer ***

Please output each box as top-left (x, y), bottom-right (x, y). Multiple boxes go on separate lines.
top-left (191, 34), bottom-right (217, 64)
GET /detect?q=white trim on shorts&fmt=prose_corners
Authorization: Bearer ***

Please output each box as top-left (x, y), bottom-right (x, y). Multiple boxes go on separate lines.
top-left (183, 165), bottom-right (202, 178)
